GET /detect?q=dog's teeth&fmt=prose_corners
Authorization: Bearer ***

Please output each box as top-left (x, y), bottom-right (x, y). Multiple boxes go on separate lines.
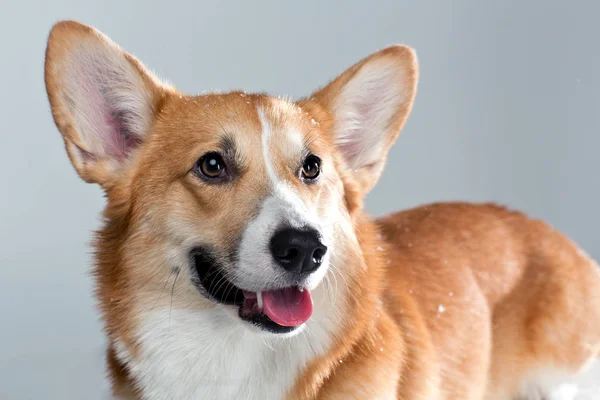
top-left (299, 287), bottom-right (304, 292)
top-left (257, 292), bottom-right (263, 310)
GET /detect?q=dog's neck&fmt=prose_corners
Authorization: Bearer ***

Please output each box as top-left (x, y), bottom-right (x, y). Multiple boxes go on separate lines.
top-left (110, 283), bottom-right (346, 399)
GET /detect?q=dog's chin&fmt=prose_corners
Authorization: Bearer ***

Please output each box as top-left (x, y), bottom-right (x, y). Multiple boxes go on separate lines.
top-left (190, 248), bottom-right (320, 336)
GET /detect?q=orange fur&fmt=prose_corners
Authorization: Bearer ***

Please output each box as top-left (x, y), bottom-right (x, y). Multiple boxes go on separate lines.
top-left (44, 20), bottom-right (600, 399)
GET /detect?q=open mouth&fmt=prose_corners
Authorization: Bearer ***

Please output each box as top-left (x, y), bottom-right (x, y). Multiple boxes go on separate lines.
top-left (191, 249), bottom-right (313, 334)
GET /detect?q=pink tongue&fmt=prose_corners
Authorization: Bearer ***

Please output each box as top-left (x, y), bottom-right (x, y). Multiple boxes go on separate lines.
top-left (262, 287), bottom-right (313, 327)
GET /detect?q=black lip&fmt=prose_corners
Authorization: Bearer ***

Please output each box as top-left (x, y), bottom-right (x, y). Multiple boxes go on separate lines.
top-left (238, 310), bottom-right (297, 334)
top-left (191, 249), bottom-right (244, 305)
top-left (190, 248), bottom-right (300, 334)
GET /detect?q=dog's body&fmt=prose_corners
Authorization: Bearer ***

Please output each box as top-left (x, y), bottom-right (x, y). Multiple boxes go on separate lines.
top-left (44, 21), bottom-right (600, 400)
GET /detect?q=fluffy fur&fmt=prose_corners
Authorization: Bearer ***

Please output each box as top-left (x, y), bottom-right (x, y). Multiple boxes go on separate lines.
top-left (44, 20), bottom-right (600, 400)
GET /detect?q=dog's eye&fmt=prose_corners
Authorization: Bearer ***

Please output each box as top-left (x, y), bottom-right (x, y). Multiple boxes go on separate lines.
top-left (301, 155), bottom-right (321, 181)
top-left (196, 152), bottom-right (226, 180)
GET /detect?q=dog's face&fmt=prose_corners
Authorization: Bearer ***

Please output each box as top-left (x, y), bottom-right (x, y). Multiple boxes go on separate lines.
top-left (45, 21), bottom-right (417, 336)
top-left (123, 95), bottom-right (348, 334)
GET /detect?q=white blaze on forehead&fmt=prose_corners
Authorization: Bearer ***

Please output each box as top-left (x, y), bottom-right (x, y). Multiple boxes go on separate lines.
top-left (256, 106), bottom-right (317, 228)
top-left (258, 107), bottom-right (280, 186)
top-left (257, 105), bottom-right (304, 187)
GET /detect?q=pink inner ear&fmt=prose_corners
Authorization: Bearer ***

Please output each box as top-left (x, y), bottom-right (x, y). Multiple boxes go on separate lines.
top-left (102, 108), bottom-right (128, 160)
top-left (71, 60), bottom-right (144, 162)
top-left (102, 108), bottom-right (143, 161)
top-left (93, 87), bottom-right (142, 161)
top-left (338, 87), bottom-right (391, 166)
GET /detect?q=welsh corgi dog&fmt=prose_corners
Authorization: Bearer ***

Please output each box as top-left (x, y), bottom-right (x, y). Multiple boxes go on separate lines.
top-left (44, 20), bottom-right (600, 400)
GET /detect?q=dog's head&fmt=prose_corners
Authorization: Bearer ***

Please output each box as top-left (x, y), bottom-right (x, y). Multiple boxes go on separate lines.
top-left (44, 21), bottom-right (417, 337)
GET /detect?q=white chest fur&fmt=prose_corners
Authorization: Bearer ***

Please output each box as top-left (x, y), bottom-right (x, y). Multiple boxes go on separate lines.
top-left (115, 304), bottom-right (336, 400)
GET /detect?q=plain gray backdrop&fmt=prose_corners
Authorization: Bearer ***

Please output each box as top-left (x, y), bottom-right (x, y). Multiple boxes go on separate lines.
top-left (1, 1), bottom-right (598, 399)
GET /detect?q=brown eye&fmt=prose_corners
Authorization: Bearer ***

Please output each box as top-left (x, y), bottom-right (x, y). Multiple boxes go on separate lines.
top-left (196, 152), bottom-right (226, 179)
top-left (301, 155), bottom-right (321, 181)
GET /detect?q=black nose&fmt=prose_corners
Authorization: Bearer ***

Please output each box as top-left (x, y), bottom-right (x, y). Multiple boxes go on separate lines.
top-left (270, 228), bottom-right (327, 274)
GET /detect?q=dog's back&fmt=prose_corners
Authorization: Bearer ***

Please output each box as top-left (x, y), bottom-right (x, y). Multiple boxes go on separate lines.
top-left (379, 202), bottom-right (600, 399)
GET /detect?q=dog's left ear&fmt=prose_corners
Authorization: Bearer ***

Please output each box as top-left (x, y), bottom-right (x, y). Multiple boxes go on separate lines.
top-left (306, 45), bottom-right (418, 194)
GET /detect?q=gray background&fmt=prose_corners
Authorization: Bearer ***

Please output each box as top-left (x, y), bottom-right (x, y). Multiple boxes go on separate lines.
top-left (1, 1), bottom-right (598, 399)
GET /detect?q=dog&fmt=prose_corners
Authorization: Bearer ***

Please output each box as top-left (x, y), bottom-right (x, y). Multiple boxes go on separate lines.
top-left (44, 20), bottom-right (600, 400)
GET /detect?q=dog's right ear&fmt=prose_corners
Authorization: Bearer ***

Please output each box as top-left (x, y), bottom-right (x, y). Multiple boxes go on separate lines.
top-left (44, 21), bottom-right (172, 186)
